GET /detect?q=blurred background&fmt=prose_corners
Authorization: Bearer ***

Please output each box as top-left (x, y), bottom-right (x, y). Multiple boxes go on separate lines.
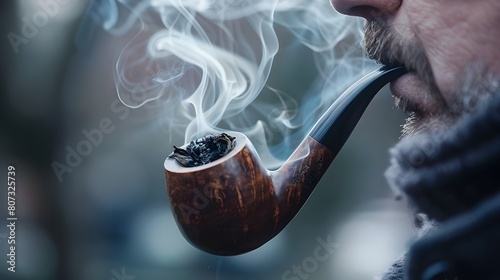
top-left (0, 0), bottom-right (415, 279)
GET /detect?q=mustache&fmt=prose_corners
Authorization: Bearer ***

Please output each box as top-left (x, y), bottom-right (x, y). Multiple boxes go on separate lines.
top-left (363, 19), bottom-right (439, 95)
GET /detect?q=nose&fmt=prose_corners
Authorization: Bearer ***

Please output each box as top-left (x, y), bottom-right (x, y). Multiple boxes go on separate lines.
top-left (330, 0), bottom-right (402, 20)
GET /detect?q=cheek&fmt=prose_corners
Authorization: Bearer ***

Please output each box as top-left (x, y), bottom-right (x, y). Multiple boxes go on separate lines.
top-left (404, 1), bottom-right (473, 97)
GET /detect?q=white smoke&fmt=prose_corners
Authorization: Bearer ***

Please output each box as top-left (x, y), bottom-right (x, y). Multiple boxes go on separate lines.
top-left (86, 0), bottom-right (376, 168)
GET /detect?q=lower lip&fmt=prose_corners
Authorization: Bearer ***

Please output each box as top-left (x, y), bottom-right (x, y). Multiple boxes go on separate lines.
top-left (389, 72), bottom-right (441, 116)
top-left (389, 72), bottom-right (417, 98)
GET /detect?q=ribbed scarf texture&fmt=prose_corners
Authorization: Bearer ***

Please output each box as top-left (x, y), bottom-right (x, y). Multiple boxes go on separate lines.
top-left (380, 93), bottom-right (500, 279)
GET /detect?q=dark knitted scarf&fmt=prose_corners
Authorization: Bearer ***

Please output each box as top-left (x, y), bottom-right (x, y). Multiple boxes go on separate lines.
top-left (381, 93), bottom-right (500, 280)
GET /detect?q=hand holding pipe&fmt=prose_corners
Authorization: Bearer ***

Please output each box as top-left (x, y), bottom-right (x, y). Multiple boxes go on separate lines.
top-left (164, 66), bottom-right (407, 256)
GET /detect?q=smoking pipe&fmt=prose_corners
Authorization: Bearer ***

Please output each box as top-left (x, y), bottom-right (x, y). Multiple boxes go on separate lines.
top-left (164, 65), bottom-right (407, 255)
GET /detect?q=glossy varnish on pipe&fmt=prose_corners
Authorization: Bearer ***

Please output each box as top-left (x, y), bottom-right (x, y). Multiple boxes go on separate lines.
top-left (165, 66), bottom-right (407, 255)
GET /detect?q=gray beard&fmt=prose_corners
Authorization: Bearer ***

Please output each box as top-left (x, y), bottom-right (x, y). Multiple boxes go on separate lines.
top-left (385, 66), bottom-right (500, 222)
top-left (400, 63), bottom-right (499, 138)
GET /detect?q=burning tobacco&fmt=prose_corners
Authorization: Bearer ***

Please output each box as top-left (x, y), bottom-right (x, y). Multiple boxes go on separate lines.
top-left (169, 133), bottom-right (237, 167)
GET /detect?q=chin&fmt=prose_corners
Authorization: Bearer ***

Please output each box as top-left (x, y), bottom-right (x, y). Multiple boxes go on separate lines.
top-left (385, 92), bottom-right (500, 221)
top-left (399, 113), bottom-right (456, 139)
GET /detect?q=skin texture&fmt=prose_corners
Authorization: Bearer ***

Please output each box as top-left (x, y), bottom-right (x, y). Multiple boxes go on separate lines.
top-left (330, 0), bottom-right (500, 136)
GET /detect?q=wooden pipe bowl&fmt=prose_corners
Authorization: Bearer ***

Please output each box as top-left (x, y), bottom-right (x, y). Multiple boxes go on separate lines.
top-left (165, 132), bottom-right (279, 255)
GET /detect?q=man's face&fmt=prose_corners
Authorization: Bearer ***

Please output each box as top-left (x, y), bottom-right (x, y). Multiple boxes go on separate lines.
top-left (331, 0), bottom-right (500, 136)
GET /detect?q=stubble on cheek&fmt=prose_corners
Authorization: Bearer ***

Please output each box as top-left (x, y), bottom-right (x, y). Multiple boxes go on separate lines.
top-left (364, 19), bottom-right (440, 97)
top-left (363, 18), bottom-right (457, 136)
top-left (400, 63), bottom-right (499, 138)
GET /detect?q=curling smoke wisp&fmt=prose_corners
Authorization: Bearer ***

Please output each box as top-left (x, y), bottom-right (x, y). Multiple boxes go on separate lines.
top-left (89, 0), bottom-right (376, 168)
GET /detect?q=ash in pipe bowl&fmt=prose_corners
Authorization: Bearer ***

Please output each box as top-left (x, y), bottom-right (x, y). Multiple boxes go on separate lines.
top-left (164, 132), bottom-right (249, 172)
top-left (169, 133), bottom-right (237, 167)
